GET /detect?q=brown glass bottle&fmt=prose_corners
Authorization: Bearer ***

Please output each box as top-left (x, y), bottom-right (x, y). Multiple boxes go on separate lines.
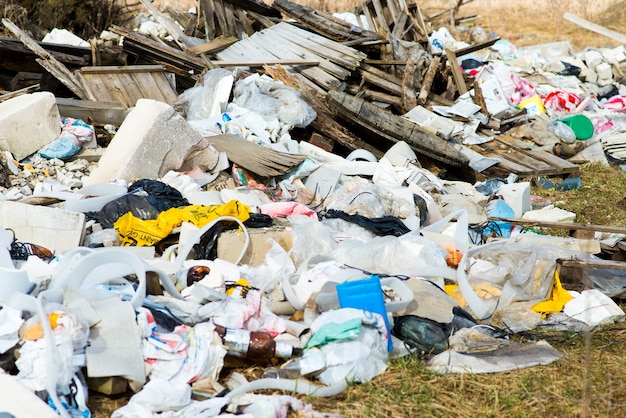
top-left (213, 324), bottom-right (298, 362)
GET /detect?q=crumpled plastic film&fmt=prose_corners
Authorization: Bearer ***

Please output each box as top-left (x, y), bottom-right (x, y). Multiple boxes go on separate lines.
top-left (531, 269), bottom-right (573, 316)
top-left (114, 200), bottom-right (251, 246)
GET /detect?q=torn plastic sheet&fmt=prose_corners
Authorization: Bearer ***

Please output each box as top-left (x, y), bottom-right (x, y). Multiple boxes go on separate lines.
top-left (427, 328), bottom-right (562, 374)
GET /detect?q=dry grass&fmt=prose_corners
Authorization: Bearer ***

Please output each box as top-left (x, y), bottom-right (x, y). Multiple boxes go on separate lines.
top-left (306, 324), bottom-right (626, 418)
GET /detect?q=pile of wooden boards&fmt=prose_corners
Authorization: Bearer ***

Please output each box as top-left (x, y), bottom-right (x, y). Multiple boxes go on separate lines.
top-left (0, 0), bottom-right (581, 182)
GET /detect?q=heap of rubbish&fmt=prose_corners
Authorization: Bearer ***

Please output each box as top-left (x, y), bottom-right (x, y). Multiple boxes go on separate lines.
top-left (2, 0), bottom-right (626, 416)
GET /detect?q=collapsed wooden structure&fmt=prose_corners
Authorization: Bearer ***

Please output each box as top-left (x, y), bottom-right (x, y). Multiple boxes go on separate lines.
top-left (0, 0), bottom-right (580, 182)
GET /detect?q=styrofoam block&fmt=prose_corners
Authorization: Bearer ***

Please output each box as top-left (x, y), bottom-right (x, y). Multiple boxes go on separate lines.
top-left (0, 201), bottom-right (85, 254)
top-left (0, 92), bottom-right (61, 161)
top-left (85, 99), bottom-right (217, 185)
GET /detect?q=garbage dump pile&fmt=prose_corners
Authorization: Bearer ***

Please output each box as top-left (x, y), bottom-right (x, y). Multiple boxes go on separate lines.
top-left (2, 0), bottom-right (626, 416)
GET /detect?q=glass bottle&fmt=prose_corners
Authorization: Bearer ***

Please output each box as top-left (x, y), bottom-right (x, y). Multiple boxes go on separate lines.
top-left (213, 324), bottom-right (299, 362)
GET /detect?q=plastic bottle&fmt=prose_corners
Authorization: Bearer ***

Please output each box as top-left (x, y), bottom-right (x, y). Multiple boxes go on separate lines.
top-left (214, 324), bottom-right (299, 362)
top-left (186, 265), bottom-right (211, 286)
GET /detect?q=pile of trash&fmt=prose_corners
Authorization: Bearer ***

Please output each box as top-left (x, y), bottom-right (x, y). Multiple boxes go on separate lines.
top-left (2, 0), bottom-right (626, 417)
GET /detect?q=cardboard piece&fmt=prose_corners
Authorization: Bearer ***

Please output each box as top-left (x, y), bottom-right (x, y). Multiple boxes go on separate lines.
top-left (85, 297), bottom-right (145, 391)
top-left (217, 222), bottom-right (293, 267)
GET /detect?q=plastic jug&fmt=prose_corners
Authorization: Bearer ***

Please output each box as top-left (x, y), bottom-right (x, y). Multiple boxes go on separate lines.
top-left (336, 275), bottom-right (392, 351)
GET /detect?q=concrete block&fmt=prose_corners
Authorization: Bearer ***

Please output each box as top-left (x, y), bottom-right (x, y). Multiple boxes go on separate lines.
top-left (584, 50), bottom-right (603, 69)
top-left (0, 92), bottom-right (61, 161)
top-left (585, 69), bottom-right (598, 84)
top-left (497, 181), bottom-right (531, 218)
top-left (217, 221), bottom-right (293, 267)
top-left (84, 99), bottom-right (218, 185)
top-left (596, 62), bottom-right (613, 80)
top-left (0, 201), bottom-right (85, 254)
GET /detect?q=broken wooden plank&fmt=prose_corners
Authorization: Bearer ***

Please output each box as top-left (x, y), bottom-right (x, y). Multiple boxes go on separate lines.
top-left (557, 258), bottom-right (626, 272)
top-left (491, 217), bottom-right (626, 236)
top-left (217, 23), bottom-right (357, 90)
top-left (495, 135), bottom-right (581, 177)
top-left (222, 0), bottom-right (282, 17)
top-left (417, 55), bottom-right (440, 105)
top-left (199, 0), bottom-right (217, 39)
top-left (212, 59), bottom-right (319, 67)
top-left (55, 98), bottom-right (129, 126)
top-left (344, 85), bottom-right (403, 108)
top-left (273, 0), bottom-right (379, 42)
top-left (270, 23), bottom-right (366, 69)
top-left (328, 90), bottom-right (470, 167)
top-left (77, 65), bottom-right (178, 108)
top-left (401, 57), bottom-right (417, 113)
top-left (445, 46), bottom-right (467, 95)
top-left (235, 9), bottom-right (255, 37)
top-left (110, 25), bottom-right (206, 78)
top-left (2, 18), bottom-right (87, 99)
top-left (0, 84), bottom-right (40, 102)
top-left (564, 12), bottom-right (626, 45)
top-left (264, 64), bottom-right (382, 156)
top-left (188, 36), bottom-right (239, 55)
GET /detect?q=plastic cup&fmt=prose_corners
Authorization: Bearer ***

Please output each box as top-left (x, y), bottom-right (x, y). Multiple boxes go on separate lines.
top-left (558, 114), bottom-right (594, 140)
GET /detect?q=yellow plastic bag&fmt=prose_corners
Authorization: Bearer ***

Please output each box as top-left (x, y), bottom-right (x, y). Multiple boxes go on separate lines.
top-left (114, 200), bottom-right (251, 246)
top-left (531, 269), bottom-right (573, 317)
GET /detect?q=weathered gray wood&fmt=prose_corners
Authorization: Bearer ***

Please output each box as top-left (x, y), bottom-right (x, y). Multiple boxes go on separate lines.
top-left (3, 18), bottom-right (87, 99)
top-left (188, 36), bottom-right (239, 55)
top-left (270, 23), bottom-right (365, 70)
top-left (139, 0), bottom-right (203, 50)
top-left (328, 90), bottom-right (470, 167)
top-left (199, 0), bottom-right (217, 39)
top-left (55, 98), bottom-right (129, 126)
top-left (0, 84), bottom-right (40, 102)
top-left (265, 65), bottom-right (381, 155)
top-left (401, 57), bottom-right (417, 113)
top-left (445, 46), bottom-right (467, 95)
top-left (273, 0), bottom-right (378, 42)
top-left (417, 55), bottom-right (440, 105)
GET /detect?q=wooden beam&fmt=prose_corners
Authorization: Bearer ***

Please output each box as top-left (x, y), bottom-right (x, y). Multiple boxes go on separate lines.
top-left (564, 12), bottom-right (626, 45)
top-left (489, 217), bottom-right (626, 235)
top-left (417, 55), bottom-right (440, 105)
top-left (2, 18), bottom-right (87, 99)
top-left (0, 84), bottom-right (40, 102)
top-left (557, 258), bottom-right (626, 272)
top-left (401, 57), bottom-right (417, 113)
top-left (445, 46), bottom-right (467, 95)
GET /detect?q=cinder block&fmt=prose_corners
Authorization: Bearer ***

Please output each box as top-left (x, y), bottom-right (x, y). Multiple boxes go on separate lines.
top-left (0, 201), bottom-right (85, 254)
top-left (0, 92), bottom-right (61, 161)
top-left (84, 99), bottom-right (218, 185)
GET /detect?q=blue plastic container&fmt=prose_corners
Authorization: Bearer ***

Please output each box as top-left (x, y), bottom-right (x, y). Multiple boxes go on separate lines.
top-left (336, 275), bottom-right (392, 351)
